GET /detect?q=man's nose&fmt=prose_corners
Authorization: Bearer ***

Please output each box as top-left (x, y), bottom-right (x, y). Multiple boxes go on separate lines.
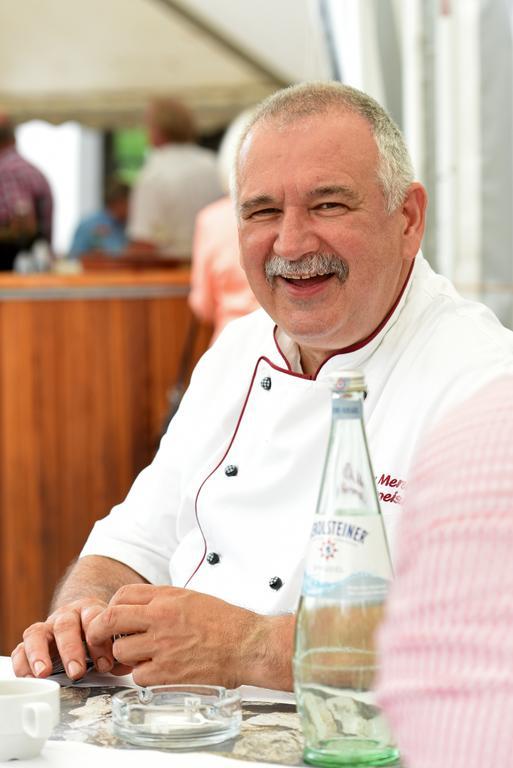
top-left (273, 209), bottom-right (320, 260)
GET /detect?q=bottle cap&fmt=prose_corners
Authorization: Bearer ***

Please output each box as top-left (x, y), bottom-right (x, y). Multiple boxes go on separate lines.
top-left (326, 369), bottom-right (366, 394)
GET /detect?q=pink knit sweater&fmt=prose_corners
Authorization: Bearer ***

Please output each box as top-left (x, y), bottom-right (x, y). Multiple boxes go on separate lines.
top-left (377, 376), bottom-right (513, 768)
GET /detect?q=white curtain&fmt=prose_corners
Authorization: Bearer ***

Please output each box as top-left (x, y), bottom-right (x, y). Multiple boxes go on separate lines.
top-left (326, 0), bottom-right (513, 329)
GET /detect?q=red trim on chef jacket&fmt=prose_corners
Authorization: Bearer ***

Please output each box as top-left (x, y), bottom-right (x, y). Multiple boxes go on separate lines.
top-left (185, 356), bottom-right (271, 586)
top-left (185, 353), bottom-right (317, 586)
top-left (273, 326), bottom-right (293, 371)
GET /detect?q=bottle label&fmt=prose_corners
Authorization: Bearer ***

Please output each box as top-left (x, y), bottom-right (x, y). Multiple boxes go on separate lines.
top-left (302, 515), bottom-right (391, 603)
top-left (332, 399), bottom-right (362, 420)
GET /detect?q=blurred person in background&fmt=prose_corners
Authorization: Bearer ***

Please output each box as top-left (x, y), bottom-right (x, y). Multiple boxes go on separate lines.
top-left (0, 112), bottom-right (53, 271)
top-left (189, 109), bottom-right (259, 342)
top-left (127, 97), bottom-right (222, 260)
top-left (377, 375), bottom-right (513, 768)
top-left (69, 177), bottom-right (130, 258)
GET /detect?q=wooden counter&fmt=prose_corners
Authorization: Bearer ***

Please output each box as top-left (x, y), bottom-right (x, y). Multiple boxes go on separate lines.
top-left (0, 270), bottom-right (211, 654)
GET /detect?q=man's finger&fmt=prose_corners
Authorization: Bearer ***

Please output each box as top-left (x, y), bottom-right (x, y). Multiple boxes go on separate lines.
top-left (80, 603), bottom-right (114, 674)
top-left (132, 660), bottom-right (162, 688)
top-left (20, 622), bottom-right (56, 678)
top-left (52, 609), bottom-right (89, 680)
top-left (110, 662), bottom-right (134, 677)
top-left (108, 583), bottom-right (162, 607)
top-left (86, 604), bottom-right (150, 647)
top-left (112, 631), bottom-right (154, 667)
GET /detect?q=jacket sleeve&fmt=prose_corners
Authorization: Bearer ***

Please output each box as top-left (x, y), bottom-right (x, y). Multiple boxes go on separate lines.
top-left (79, 344), bottom-right (219, 585)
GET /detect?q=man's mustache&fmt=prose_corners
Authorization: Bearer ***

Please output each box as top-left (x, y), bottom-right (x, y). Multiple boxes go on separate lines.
top-left (264, 252), bottom-right (349, 286)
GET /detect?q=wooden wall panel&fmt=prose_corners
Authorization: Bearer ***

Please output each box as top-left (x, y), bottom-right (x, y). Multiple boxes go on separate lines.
top-left (0, 271), bottom-right (211, 655)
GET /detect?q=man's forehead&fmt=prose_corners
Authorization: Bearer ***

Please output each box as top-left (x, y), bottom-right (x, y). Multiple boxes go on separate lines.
top-left (239, 110), bottom-right (375, 171)
top-left (237, 109), bottom-right (377, 199)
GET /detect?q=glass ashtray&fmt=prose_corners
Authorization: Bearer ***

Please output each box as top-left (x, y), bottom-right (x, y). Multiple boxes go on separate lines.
top-left (112, 685), bottom-right (242, 749)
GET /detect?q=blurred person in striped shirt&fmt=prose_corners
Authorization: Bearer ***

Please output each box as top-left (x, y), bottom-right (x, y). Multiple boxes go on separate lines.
top-left (377, 375), bottom-right (513, 768)
top-left (0, 113), bottom-right (53, 270)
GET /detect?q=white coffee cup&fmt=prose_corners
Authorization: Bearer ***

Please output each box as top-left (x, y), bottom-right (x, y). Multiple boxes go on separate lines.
top-left (0, 677), bottom-right (60, 760)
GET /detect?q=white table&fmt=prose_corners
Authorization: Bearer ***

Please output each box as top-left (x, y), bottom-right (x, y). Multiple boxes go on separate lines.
top-left (0, 657), bottom-right (298, 767)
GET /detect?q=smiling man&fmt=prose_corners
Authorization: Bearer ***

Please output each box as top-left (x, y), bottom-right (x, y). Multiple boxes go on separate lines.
top-left (12, 83), bottom-right (513, 691)
top-left (236, 98), bottom-right (424, 373)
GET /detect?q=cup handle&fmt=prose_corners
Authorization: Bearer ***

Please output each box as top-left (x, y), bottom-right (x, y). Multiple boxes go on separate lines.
top-left (22, 702), bottom-right (53, 739)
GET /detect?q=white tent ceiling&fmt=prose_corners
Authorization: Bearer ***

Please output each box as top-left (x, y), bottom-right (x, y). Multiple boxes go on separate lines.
top-left (0, 0), bottom-right (331, 130)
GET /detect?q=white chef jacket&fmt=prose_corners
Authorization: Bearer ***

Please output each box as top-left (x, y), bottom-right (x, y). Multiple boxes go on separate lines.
top-left (81, 255), bottom-right (513, 613)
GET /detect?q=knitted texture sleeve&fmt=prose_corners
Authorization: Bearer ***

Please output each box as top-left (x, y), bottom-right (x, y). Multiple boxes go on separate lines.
top-left (377, 376), bottom-right (513, 768)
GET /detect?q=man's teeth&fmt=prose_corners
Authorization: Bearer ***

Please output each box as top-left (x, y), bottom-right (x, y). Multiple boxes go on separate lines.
top-left (281, 272), bottom-right (331, 279)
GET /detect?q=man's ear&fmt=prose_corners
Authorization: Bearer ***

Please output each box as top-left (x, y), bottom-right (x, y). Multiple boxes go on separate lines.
top-left (400, 182), bottom-right (428, 262)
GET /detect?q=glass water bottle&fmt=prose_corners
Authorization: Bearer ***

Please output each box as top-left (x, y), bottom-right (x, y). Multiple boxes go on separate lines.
top-left (294, 370), bottom-right (398, 767)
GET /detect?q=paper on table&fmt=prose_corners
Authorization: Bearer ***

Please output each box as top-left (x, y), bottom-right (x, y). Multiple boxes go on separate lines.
top-left (0, 657), bottom-right (295, 704)
top-left (239, 685), bottom-right (295, 705)
top-left (49, 672), bottom-right (294, 704)
top-left (6, 738), bottom-right (286, 768)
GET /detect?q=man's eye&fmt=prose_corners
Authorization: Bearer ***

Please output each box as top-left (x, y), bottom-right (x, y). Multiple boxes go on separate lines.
top-left (317, 202), bottom-right (346, 211)
top-left (251, 208), bottom-right (280, 218)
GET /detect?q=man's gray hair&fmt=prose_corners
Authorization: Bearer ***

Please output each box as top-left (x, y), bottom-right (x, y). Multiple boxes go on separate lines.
top-left (235, 81), bottom-right (414, 214)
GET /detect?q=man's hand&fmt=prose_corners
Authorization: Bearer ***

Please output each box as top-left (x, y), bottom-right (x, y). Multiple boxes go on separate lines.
top-left (11, 598), bottom-right (117, 680)
top-left (86, 585), bottom-right (295, 690)
top-left (11, 556), bottom-right (146, 680)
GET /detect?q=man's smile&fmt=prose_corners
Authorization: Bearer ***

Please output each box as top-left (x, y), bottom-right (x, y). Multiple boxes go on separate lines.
top-left (280, 273), bottom-right (335, 286)
top-left (264, 252), bottom-right (349, 287)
